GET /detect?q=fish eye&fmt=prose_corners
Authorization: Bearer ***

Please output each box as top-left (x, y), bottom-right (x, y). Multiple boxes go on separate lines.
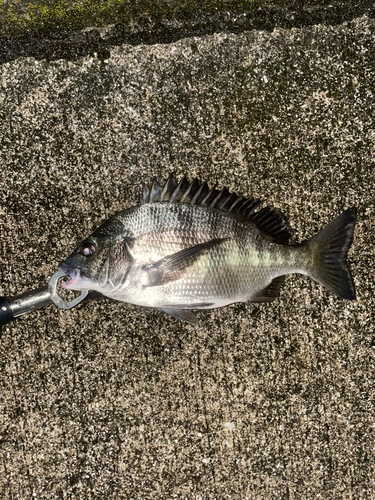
top-left (80, 241), bottom-right (96, 257)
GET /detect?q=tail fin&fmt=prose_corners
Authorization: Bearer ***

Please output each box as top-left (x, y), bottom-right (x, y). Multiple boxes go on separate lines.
top-left (307, 208), bottom-right (356, 300)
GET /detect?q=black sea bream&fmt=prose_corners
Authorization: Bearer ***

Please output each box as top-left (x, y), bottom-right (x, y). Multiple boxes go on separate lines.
top-left (59, 174), bottom-right (356, 324)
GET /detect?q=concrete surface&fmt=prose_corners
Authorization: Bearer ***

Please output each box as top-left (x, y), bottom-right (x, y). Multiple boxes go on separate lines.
top-left (0, 7), bottom-right (374, 500)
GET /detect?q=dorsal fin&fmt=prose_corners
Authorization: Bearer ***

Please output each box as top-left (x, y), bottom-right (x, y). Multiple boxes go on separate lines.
top-left (149, 178), bottom-right (163, 202)
top-left (141, 174), bottom-right (291, 243)
top-left (250, 206), bottom-right (291, 244)
top-left (159, 173), bottom-right (177, 202)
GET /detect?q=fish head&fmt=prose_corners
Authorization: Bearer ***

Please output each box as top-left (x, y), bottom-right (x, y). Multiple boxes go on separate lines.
top-left (58, 222), bottom-right (133, 294)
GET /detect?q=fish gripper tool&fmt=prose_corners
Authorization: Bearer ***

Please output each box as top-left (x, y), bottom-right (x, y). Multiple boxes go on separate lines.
top-left (0, 271), bottom-right (89, 337)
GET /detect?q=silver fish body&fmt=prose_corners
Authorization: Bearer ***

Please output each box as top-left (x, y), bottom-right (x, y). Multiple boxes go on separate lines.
top-left (59, 175), bottom-right (356, 324)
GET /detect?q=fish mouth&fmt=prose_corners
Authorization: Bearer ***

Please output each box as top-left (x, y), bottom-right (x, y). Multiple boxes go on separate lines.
top-left (58, 264), bottom-right (82, 290)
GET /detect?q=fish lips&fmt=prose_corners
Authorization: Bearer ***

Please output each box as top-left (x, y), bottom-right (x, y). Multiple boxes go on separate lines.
top-left (58, 263), bottom-right (83, 290)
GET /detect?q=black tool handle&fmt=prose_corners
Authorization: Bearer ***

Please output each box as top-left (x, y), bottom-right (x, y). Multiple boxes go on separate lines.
top-left (0, 287), bottom-right (53, 337)
top-left (0, 296), bottom-right (14, 339)
top-left (0, 296), bottom-right (14, 327)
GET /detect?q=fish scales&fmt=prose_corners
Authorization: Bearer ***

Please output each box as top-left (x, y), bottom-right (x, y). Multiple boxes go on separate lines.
top-left (112, 203), bottom-right (300, 306)
top-left (59, 174), bottom-right (356, 325)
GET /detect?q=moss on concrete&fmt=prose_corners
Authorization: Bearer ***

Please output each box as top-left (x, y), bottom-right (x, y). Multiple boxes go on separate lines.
top-left (1, 0), bottom-right (264, 35)
top-left (1, 0), bottom-right (360, 36)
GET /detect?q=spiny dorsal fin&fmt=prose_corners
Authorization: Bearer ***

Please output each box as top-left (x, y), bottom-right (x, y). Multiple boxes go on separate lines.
top-left (159, 174), bottom-right (178, 202)
top-left (149, 178), bottom-right (163, 202)
top-left (141, 174), bottom-right (291, 244)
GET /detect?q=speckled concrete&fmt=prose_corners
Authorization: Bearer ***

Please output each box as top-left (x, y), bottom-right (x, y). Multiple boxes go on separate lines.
top-left (0, 12), bottom-right (374, 500)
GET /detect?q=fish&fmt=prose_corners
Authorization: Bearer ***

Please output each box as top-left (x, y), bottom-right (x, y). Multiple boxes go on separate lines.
top-left (59, 174), bottom-right (356, 325)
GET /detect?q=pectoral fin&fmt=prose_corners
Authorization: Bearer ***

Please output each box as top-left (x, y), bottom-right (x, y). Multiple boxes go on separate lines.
top-left (143, 238), bottom-right (228, 287)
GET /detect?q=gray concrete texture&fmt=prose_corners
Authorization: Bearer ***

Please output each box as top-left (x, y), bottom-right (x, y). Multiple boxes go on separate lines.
top-left (0, 11), bottom-right (374, 500)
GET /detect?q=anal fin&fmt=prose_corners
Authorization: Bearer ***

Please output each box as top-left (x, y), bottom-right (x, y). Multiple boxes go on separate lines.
top-left (250, 276), bottom-right (285, 302)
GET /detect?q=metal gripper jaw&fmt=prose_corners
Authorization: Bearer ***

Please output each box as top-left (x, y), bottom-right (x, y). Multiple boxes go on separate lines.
top-left (0, 271), bottom-right (89, 337)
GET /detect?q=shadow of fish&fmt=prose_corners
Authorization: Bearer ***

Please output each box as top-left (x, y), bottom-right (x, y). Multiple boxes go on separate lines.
top-left (59, 174), bottom-right (356, 325)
